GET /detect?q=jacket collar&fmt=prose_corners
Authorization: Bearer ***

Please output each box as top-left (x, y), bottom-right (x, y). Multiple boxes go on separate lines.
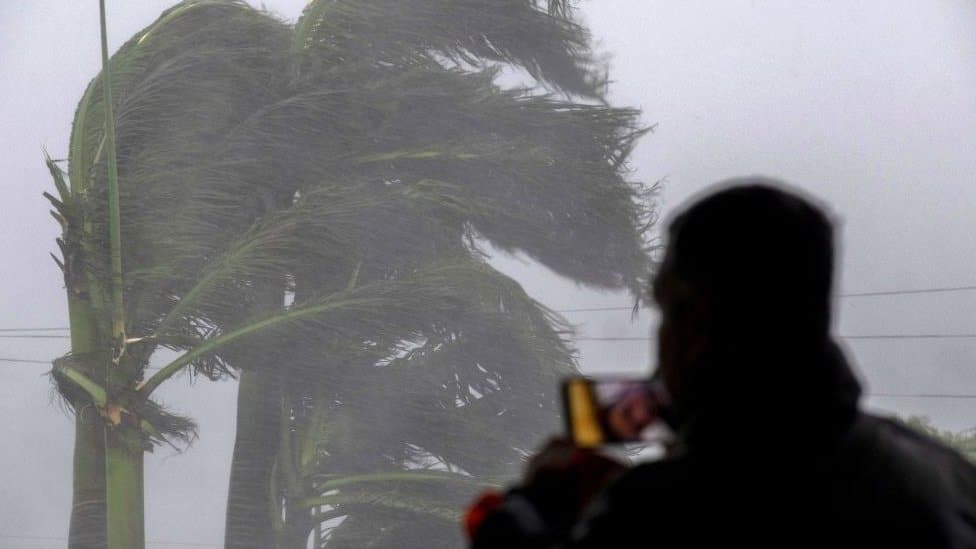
top-left (670, 339), bottom-right (862, 458)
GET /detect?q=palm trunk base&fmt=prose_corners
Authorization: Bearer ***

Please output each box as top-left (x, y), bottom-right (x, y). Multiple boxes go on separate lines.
top-left (69, 407), bottom-right (107, 549)
top-left (105, 428), bottom-right (145, 549)
top-left (225, 369), bottom-right (281, 549)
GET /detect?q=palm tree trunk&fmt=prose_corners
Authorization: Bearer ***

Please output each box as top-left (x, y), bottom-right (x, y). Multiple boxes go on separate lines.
top-left (225, 368), bottom-right (282, 549)
top-left (96, 2), bottom-right (141, 545)
top-left (69, 406), bottom-right (107, 549)
top-left (67, 280), bottom-right (107, 548)
top-left (283, 508), bottom-right (313, 549)
top-left (275, 385), bottom-right (313, 549)
top-left (105, 428), bottom-right (144, 549)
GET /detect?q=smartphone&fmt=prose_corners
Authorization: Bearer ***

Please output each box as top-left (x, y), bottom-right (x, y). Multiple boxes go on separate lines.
top-left (561, 376), bottom-right (670, 447)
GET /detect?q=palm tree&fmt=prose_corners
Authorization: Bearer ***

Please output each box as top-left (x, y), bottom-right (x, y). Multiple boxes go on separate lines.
top-left (48, 2), bottom-right (653, 548)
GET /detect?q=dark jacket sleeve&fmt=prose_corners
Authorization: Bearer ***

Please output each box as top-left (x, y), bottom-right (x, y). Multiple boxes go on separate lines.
top-left (471, 461), bottom-right (683, 549)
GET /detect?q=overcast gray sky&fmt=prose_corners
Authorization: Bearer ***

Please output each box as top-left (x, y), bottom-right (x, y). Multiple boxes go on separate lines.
top-left (2, 1), bottom-right (975, 546)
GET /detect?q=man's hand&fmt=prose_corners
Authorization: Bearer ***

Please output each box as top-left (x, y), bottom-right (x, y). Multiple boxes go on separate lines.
top-left (521, 438), bottom-right (629, 527)
top-left (467, 439), bottom-right (629, 547)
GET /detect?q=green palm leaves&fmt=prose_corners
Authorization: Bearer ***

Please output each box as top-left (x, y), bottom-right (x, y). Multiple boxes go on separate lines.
top-left (49, 1), bottom-right (652, 548)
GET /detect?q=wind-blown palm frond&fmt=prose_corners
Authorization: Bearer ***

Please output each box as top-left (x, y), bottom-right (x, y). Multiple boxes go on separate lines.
top-left (63, 0), bottom-right (291, 353)
top-left (144, 260), bottom-right (558, 393)
top-left (307, 473), bottom-right (487, 549)
top-left (256, 261), bottom-right (577, 548)
top-left (153, 179), bottom-right (501, 341)
top-left (294, 0), bottom-right (602, 97)
top-left (219, 63), bottom-right (654, 294)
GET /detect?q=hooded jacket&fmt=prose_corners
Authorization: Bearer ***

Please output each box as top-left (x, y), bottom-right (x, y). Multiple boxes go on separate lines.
top-left (472, 342), bottom-right (976, 548)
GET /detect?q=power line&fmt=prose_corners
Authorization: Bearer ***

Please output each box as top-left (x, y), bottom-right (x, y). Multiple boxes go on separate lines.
top-left (844, 334), bottom-right (976, 340)
top-left (5, 333), bottom-right (976, 365)
top-left (6, 357), bottom-right (975, 398)
top-left (0, 357), bottom-right (164, 373)
top-left (842, 285), bottom-right (976, 298)
top-left (0, 327), bottom-right (69, 332)
top-left (7, 333), bottom-right (976, 342)
top-left (1, 360), bottom-right (975, 399)
top-left (0, 284), bottom-right (973, 330)
top-left (0, 283), bottom-right (974, 331)
top-left (557, 306), bottom-right (640, 313)
top-left (0, 334), bottom-right (70, 339)
top-left (0, 533), bottom-right (219, 547)
top-left (575, 336), bottom-right (653, 340)
top-left (555, 284), bottom-right (976, 313)
top-left (575, 334), bottom-right (976, 341)
top-left (2, 352), bottom-right (974, 400)
top-left (870, 393), bottom-right (976, 399)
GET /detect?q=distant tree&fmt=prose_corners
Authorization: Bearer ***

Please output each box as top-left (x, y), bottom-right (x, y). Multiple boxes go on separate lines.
top-left (904, 416), bottom-right (976, 462)
top-left (48, 2), bottom-right (652, 549)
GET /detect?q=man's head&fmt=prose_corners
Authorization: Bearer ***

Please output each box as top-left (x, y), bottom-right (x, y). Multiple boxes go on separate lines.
top-left (652, 178), bottom-right (837, 419)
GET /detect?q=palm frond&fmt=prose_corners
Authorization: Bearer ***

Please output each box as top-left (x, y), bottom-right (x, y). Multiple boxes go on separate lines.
top-left (143, 261), bottom-right (541, 395)
top-left (67, 0), bottom-right (291, 337)
top-left (305, 471), bottom-right (487, 549)
top-left (148, 179), bottom-right (501, 344)
top-left (279, 261), bottom-right (574, 487)
top-left (295, 0), bottom-right (603, 97)
top-left (223, 63), bottom-right (654, 294)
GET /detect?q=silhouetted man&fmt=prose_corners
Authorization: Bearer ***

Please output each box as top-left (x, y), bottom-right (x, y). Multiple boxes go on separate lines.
top-left (471, 179), bottom-right (976, 548)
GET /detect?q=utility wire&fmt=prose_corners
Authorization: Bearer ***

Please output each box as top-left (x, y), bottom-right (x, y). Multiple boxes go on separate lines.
top-left (1, 358), bottom-right (974, 398)
top-left (871, 393), bottom-right (976, 399)
top-left (842, 285), bottom-right (976, 298)
top-left (575, 334), bottom-right (976, 341)
top-left (0, 357), bottom-right (166, 373)
top-left (555, 284), bottom-right (976, 313)
top-left (844, 334), bottom-right (976, 340)
top-left (573, 336), bottom-right (654, 340)
top-left (0, 327), bottom-right (69, 332)
top-left (6, 334), bottom-right (976, 363)
top-left (1, 284), bottom-right (976, 329)
top-left (557, 306), bottom-right (642, 313)
top-left (7, 333), bottom-right (976, 342)
top-left (0, 334), bottom-right (71, 338)
top-left (0, 533), bottom-right (219, 547)
top-left (2, 284), bottom-right (976, 328)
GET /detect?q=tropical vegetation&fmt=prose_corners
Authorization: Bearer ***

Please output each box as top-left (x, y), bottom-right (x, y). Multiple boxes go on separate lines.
top-left (904, 416), bottom-right (976, 462)
top-left (46, 1), bottom-right (653, 548)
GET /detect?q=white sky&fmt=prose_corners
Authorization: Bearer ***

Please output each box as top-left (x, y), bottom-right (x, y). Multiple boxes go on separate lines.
top-left (2, 1), bottom-right (975, 546)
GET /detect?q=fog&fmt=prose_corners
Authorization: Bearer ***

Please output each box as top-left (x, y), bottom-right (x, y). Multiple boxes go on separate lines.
top-left (2, 1), bottom-right (975, 547)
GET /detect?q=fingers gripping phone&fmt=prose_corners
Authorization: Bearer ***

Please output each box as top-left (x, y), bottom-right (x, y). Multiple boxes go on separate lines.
top-left (561, 376), bottom-right (670, 447)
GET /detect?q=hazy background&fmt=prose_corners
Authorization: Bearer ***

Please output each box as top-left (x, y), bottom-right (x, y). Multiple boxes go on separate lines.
top-left (2, 1), bottom-right (975, 546)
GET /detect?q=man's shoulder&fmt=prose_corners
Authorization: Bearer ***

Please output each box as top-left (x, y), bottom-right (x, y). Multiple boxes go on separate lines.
top-left (852, 413), bottom-right (975, 475)
top-left (847, 413), bottom-right (976, 497)
top-left (574, 418), bottom-right (976, 548)
top-left (602, 412), bottom-right (976, 509)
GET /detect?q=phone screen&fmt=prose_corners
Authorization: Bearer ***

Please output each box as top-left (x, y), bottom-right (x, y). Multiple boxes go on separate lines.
top-left (562, 377), bottom-right (669, 447)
